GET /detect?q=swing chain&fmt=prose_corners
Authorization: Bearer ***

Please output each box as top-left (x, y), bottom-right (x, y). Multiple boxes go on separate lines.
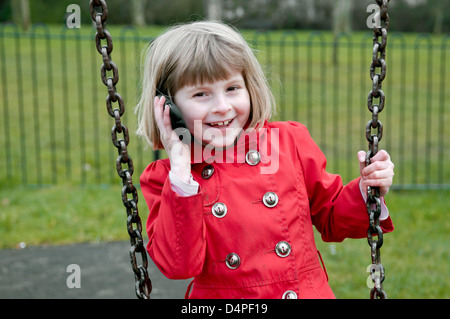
top-left (365, 0), bottom-right (389, 299)
top-left (89, 0), bottom-right (152, 299)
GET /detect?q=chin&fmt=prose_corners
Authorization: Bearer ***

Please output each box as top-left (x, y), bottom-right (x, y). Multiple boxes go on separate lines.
top-left (203, 137), bottom-right (237, 150)
top-left (200, 126), bottom-right (243, 150)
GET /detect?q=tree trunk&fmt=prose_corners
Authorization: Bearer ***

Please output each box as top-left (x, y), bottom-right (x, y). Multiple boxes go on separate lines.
top-left (207, 0), bottom-right (222, 21)
top-left (333, 0), bottom-right (353, 64)
top-left (433, 1), bottom-right (444, 34)
top-left (333, 0), bottom-right (353, 35)
top-left (131, 0), bottom-right (146, 27)
top-left (11, 0), bottom-right (31, 31)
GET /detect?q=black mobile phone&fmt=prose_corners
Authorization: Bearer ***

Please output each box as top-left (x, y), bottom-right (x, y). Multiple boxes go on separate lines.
top-left (158, 94), bottom-right (191, 144)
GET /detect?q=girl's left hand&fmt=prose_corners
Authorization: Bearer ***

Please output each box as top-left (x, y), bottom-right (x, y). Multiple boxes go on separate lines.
top-left (358, 150), bottom-right (395, 198)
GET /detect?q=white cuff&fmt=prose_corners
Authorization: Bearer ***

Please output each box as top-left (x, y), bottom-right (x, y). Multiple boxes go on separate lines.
top-left (359, 180), bottom-right (389, 221)
top-left (169, 171), bottom-right (199, 197)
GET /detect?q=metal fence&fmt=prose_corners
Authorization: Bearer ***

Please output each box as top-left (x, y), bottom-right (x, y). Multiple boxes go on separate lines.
top-left (1, 23), bottom-right (449, 190)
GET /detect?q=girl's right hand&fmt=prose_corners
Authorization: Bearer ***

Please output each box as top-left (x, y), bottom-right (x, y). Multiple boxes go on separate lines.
top-left (154, 95), bottom-right (192, 183)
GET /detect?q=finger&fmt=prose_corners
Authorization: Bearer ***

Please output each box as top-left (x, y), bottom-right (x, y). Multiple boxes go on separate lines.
top-left (159, 96), bottom-right (174, 131)
top-left (357, 151), bottom-right (367, 173)
top-left (162, 102), bottom-right (172, 129)
top-left (363, 166), bottom-right (394, 181)
top-left (157, 98), bottom-right (185, 147)
top-left (370, 149), bottom-right (390, 163)
top-left (362, 150), bottom-right (392, 173)
top-left (363, 160), bottom-right (389, 175)
top-left (363, 159), bottom-right (394, 178)
top-left (362, 167), bottom-right (394, 196)
top-left (362, 180), bottom-right (391, 196)
top-left (362, 175), bottom-right (393, 191)
top-left (154, 95), bottom-right (164, 125)
top-left (154, 96), bottom-right (172, 136)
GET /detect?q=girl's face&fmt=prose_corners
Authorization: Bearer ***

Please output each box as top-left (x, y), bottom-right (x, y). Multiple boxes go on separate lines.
top-left (173, 70), bottom-right (251, 149)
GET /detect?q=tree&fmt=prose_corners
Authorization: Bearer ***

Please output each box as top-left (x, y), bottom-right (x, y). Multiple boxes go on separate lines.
top-left (206, 0), bottom-right (222, 20)
top-left (11, 0), bottom-right (30, 30)
top-left (131, 0), bottom-right (146, 27)
top-left (430, 0), bottom-right (444, 34)
top-left (333, 0), bottom-right (353, 34)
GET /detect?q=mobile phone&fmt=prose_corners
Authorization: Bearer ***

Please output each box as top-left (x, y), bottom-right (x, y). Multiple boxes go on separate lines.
top-left (158, 94), bottom-right (191, 144)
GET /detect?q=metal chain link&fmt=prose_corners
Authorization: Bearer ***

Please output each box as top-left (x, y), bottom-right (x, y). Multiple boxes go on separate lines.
top-left (365, 0), bottom-right (389, 299)
top-left (89, 0), bottom-right (151, 299)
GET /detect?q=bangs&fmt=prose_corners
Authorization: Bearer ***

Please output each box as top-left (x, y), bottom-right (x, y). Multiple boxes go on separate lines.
top-left (170, 32), bottom-right (246, 92)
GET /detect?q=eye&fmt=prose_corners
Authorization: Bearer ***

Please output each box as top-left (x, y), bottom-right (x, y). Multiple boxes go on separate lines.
top-left (193, 92), bottom-right (207, 98)
top-left (227, 86), bottom-right (240, 92)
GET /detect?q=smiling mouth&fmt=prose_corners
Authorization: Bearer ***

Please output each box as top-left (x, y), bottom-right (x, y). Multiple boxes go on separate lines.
top-left (207, 119), bottom-right (234, 128)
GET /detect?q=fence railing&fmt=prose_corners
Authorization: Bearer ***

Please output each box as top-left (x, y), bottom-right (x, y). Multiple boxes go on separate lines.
top-left (1, 23), bottom-right (449, 190)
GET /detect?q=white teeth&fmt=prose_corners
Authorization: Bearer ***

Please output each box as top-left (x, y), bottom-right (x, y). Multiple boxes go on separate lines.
top-left (210, 120), bottom-right (231, 127)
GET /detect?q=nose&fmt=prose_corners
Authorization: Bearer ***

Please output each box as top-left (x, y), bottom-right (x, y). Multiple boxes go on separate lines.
top-left (211, 94), bottom-right (232, 115)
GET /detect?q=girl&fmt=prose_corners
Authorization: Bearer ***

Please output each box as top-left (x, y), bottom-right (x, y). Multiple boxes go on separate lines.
top-left (136, 21), bottom-right (394, 299)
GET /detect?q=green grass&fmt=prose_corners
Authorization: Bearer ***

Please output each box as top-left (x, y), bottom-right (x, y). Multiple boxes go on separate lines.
top-left (1, 185), bottom-right (449, 298)
top-left (316, 190), bottom-right (450, 299)
top-left (0, 184), bottom-right (127, 247)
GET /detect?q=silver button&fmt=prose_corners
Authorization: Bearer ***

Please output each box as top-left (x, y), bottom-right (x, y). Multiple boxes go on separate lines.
top-left (275, 241), bottom-right (291, 258)
top-left (225, 253), bottom-right (241, 270)
top-left (263, 192), bottom-right (278, 208)
top-left (212, 202), bottom-right (227, 218)
top-left (202, 165), bottom-right (214, 179)
top-left (282, 290), bottom-right (298, 299)
top-left (246, 150), bottom-right (261, 166)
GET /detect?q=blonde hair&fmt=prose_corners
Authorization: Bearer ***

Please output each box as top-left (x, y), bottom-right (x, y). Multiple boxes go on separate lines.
top-left (136, 21), bottom-right (275, 149)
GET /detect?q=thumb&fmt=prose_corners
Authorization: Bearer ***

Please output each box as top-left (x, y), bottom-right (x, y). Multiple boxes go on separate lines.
top-left (357, 151), bottom-right (367, 173)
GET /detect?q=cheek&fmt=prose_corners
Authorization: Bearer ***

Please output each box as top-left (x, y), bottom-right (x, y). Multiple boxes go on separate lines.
top-left (237, 96), bottom-right (251, 120)
top-left (178, 104), bottom-right (207, 131)
top-left (189, 119), bottom-right (204, 134)
top-left (239, 90), bottom-right (251, 110)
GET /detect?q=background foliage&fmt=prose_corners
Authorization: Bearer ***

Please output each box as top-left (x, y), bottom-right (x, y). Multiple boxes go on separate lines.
top-left (0, 0), bottom-right (449, 33)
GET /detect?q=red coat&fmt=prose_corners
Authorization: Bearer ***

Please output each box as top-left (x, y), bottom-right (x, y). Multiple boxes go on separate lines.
top-left (140, 121), bottom-right (394, 299)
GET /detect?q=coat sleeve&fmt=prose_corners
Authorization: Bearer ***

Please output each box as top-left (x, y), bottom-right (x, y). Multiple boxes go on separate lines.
top-left (139, 160), bottom-right (206, 279)
top-left (289, 122), bottom-right (394, 242)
